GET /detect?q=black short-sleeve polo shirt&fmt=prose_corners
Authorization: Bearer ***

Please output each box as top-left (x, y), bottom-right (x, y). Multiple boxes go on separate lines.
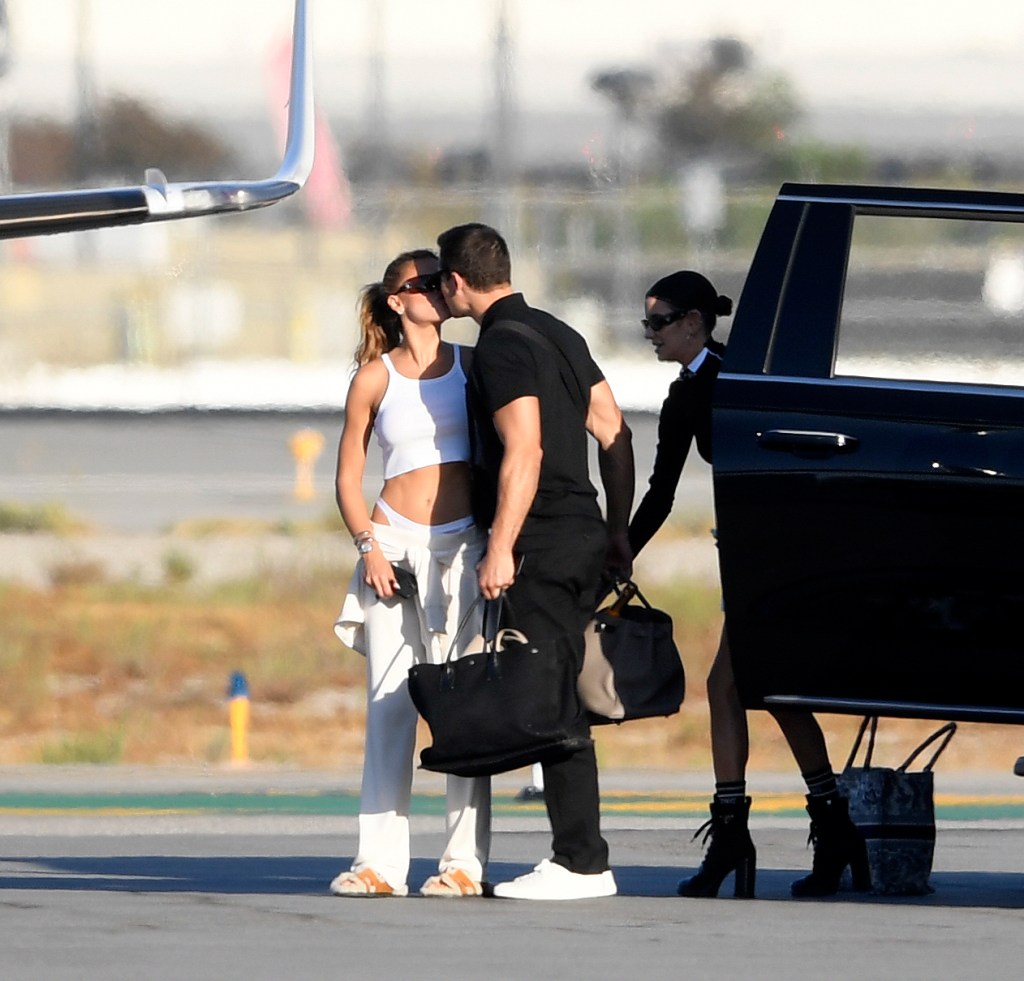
top-left (468, 293), bottom-right (603, 542)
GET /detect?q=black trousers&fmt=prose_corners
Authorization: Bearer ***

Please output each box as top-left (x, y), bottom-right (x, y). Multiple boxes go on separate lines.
top-left (504, 519), bottom-right (609, 874)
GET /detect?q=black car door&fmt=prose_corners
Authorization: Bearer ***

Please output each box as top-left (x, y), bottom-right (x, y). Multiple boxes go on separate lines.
top-left (714, 185), bottom-right (1024, 724)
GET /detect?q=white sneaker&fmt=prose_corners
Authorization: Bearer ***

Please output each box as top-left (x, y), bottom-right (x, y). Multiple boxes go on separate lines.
top-left (492, 859), bottom-right (617, 900)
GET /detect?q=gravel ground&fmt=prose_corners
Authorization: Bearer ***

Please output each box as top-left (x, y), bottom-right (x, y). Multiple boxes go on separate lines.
top-left (0, 531), bottom-right (722, 590)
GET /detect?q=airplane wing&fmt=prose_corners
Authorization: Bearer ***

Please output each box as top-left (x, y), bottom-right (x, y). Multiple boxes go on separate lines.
top-left (0, 0), bottom-right (314, 241)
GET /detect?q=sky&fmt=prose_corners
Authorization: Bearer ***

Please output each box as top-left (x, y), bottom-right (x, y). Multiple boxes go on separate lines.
top-left (3, 0), bottom-right (1024, 409)
top-left (9, 0), bottom-right (1024, 65)
top-left (5, 0), bottom-right (1024, 122)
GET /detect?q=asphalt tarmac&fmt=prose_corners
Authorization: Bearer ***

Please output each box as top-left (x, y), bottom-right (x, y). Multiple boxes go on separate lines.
top-left (1, 413), bottom-right (1019, 978)
top-left (0, 410), bottom-right (711, 533)
top-left (1, 767), bottom-right (1023, 980)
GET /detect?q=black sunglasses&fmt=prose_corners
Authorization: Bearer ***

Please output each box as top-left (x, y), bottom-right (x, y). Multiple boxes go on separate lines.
top-left (393, 272), bottom-right (442, 295)
top-left (641, 309), bottom-right (691, 332)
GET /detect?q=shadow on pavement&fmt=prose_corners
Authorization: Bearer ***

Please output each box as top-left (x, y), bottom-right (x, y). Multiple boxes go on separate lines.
top-left (1, 855), bottom-right (1023, 908)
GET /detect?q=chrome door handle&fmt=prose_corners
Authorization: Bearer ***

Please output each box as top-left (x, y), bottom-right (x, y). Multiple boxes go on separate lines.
top-left (757, 430), bottom-right (860, 456)
top-left (930, 461), bottom-right (1005, 478)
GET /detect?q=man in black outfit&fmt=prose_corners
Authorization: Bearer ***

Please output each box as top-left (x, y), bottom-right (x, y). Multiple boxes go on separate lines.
top-left (437, 222), bottom-right (634, 900)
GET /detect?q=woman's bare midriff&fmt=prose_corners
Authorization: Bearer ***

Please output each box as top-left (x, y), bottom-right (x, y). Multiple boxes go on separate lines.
top-left (372, 461), bottom-right (473, 527)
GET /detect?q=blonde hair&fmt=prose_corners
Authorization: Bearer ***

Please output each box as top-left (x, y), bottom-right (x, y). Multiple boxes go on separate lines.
top-left (354, 249), bottom-right (437, 366)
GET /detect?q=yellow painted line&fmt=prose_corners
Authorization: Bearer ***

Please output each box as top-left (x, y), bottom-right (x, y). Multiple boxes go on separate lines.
top-left (934, 794), bottom-right (1024, 806)
top-left (601, 801), bottom-right (713, 814)
top-left (6, 792), bottom-right (1024, 820)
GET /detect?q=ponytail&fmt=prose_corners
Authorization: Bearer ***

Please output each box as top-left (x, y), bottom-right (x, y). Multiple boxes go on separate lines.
top-left (354, 282), bottom-right (401, 366)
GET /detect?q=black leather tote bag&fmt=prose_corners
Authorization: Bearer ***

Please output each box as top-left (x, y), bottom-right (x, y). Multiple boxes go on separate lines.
top-left (408, 596), bottom-right (590, 777)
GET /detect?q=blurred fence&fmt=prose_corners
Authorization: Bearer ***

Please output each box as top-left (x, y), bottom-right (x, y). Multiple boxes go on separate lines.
top-left (0, 182), bottom-right (768, 375)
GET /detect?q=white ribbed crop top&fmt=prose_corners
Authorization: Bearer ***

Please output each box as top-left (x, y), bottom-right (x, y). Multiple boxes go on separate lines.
top-left (375, 345), bottom-right (472, 479)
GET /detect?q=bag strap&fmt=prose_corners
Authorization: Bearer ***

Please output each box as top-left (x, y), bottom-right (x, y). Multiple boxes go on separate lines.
top-left (500, 321), bottom-right (588, 418)
top-left (444, 593), bottom-right (502, 664)
top-left (631, 583), bottom-right (653, 610)
top-left (843, 716), bottom-right (878, 770)
top-left (897, 721), bottom-right (957, 773)
top-left (444, 558), bottom-right (524, 663)
top-left (481, 594), bottom-right (503, 646)
top-left (603, 577), bottom-right (653, 614)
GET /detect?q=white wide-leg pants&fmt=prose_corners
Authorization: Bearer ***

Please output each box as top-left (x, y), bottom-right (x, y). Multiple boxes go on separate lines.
top-left (336, 522), bottom-right (490, 890)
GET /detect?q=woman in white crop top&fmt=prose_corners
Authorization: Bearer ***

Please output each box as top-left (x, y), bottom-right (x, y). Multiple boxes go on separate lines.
top-left (330, 249), bottom-right (489, 899)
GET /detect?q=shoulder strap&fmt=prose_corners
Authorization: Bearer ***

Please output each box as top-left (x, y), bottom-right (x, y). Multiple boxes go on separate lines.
top-left (453, 342), bottom-right (472, 381)
top-left (500, 321), bottom-right (589, 415)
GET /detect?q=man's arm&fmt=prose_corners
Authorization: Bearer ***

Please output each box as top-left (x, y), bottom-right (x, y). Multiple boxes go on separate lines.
top-left (477, 395), bottom-right (543, 599)
top-left (587, 379), bottom-right (635, 578)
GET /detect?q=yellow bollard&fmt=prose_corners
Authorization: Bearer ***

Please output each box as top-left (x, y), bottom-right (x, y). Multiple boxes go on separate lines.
top-left (228, 671), bottom-right (250, 766)
top-left (288, 428), bottom-right (325, 502)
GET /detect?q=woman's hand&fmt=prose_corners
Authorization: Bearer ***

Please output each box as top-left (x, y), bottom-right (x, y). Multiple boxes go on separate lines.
top-left (604, 530), bottom-right (633, 582)
top-left (362, 546), bottom-right (399, 599)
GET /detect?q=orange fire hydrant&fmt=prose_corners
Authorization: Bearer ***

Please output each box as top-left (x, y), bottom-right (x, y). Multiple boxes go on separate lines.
top-left (288, 428), bottom-right (325, 502)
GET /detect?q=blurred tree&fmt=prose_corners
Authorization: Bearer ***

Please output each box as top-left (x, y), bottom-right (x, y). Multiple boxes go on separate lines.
top-left (9, 119), bottom-right (76, 186)
top-left (10, 96), bottom-right (234, 187)
top-left (93, 96), bottom-right (233, 180)
top-left (590, 68), bottom-right (656, 122)
top-left (591, 36), bottom-right (802, 172)
top-left (589, 68), bottom-right (657, 183)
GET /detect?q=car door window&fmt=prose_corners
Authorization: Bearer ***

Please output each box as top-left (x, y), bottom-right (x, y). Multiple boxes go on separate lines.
top-left (835, 214), bottom-right (1024, 387)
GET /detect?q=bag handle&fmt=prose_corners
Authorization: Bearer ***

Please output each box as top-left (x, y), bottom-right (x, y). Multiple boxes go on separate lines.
top-left (843, 715), bottom-right (878, 770)
top-left (444, 559), bottom-right (523, 664)
top-left (844, 716), bottom-right (957, 773)
top-left (481, 594), bottom-right (503, 646)
top-left (444, 593), bottom-right (501, 664)
top-left (897, 721), bottom-right (957, 773)
top-left (603, 577), bottom-right (653, 614)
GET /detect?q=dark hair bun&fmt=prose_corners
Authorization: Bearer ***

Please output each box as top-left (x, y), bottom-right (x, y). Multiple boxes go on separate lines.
top-left (646, 270), bottom-right (732, 320)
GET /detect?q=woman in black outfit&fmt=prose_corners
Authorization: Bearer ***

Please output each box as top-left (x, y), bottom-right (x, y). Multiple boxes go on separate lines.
top-left (629, 271), bottom-right (867, 900)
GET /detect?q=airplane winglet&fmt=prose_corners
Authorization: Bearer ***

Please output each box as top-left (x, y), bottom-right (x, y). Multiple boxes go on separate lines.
top-left (0, 0), bottom-right (315, 239)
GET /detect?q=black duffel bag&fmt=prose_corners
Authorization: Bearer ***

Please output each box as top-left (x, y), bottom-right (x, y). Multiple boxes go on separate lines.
top-left (578, 579), bottom-right (685, 725)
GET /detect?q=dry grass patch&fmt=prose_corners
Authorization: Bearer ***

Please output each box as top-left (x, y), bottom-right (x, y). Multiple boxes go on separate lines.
top-left (0, 501), bottom-right (90, 535)
top-left (0, 570), bottom-right (365, 765)
top-left (168, 511), bottom-right (345, 538)
top-left (1, 532), bottom-right (1022, 773)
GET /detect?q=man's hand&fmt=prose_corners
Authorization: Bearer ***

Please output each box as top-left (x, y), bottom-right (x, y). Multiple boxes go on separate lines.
top-left (477, 543), bottom-right (517, 600)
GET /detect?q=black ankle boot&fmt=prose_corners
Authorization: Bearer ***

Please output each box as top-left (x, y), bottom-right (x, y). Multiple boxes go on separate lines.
top-left (790, 793), bottom-right (871, 897)
top-left (677, 796), bottom-right (756, 899)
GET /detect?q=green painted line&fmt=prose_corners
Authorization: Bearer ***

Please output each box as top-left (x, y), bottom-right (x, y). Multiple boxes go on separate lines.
top-left (0, 792), bottom-right (373, 817)
top-left (2, 790), bottom-right (1024, 821)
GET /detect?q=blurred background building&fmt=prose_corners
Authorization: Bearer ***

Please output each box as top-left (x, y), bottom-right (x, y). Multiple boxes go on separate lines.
top-left (1, 0), bottom-right (1024, 409)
